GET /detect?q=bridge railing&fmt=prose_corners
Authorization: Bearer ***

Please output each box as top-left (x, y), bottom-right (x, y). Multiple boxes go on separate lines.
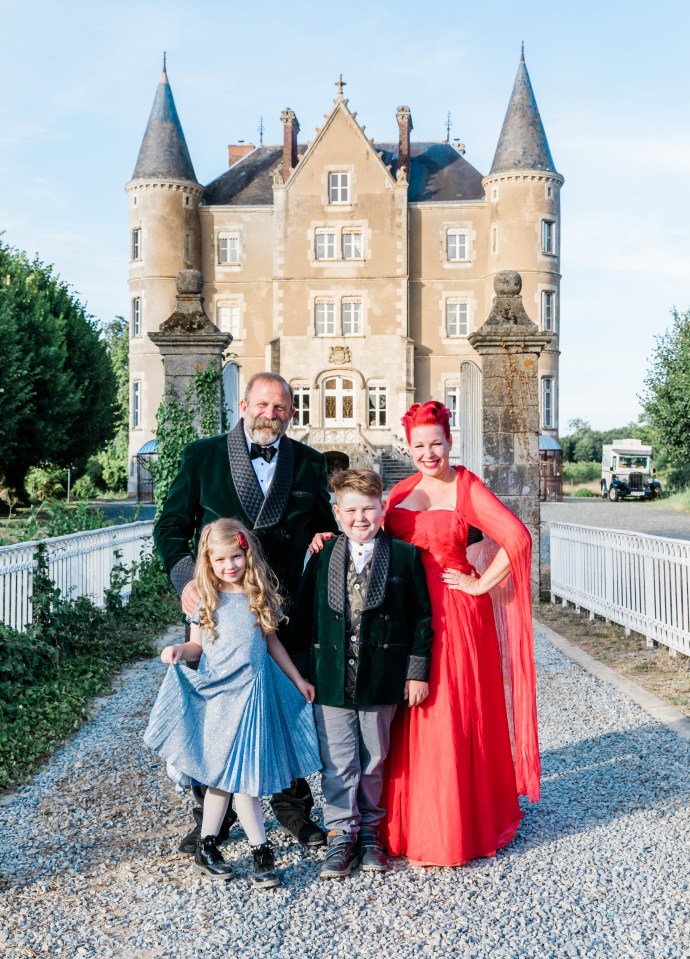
top-left (0, 521), bottom-right (155, 633)
top-left (550, 522), bottom-right (690, 657)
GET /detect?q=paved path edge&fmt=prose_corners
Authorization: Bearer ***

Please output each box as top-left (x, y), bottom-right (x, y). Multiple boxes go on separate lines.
top-left (533, 616), bottom-right (690, 741)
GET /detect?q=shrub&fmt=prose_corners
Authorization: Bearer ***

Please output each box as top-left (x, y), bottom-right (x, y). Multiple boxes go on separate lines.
top-left (562, 460), bottom-right (600, 485)
top-left (573, 487), bottom-right (596, 497)
top-left (71, 475), bottom-right (100, 500)
top-left (25, 465), bottom-right (66, 501)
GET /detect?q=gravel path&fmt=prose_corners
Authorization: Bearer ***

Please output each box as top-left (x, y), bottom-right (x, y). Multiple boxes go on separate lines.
top-left (1, 625), bottom-right (689, 959)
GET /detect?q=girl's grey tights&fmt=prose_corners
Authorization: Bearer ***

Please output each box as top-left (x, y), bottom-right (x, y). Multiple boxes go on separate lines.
top-left (201, 788), bottom-right (266, 846)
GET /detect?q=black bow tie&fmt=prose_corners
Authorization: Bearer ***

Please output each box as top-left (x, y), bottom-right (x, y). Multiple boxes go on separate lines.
top-left (250, 443), bottom-right (278, 463)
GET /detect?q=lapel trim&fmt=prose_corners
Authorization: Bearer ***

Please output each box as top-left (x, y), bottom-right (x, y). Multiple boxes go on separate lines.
top-left (255, 435), bottom-right (294, 530)
top-left (327, 535), bottom-right (349, 613)
top-left (364, 532), bottom-right (390, 611)
top-left (227, 420), bottom-right (264, 524)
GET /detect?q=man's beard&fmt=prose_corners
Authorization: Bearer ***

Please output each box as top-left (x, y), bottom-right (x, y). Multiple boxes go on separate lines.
top-left (245, 413), bottom-right (286, 445)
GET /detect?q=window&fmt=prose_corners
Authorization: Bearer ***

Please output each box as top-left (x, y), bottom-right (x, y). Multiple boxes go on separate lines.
top-left (132, 381), bottom-right (141, 429)
top-left (218, 233), bottom-right (240, 265)
top-left (184, 232), bottom-right (192, 260)
top-left (446, 386), bottom-right (461, 429)
top-left (542, 377), bottom-right (556, 428)
top-left (185, 195), bottom-right (191, 207)
top-left (446, 300), bottom-right (469, 337)
top-left (368, 383), bottom-right (387, 427)
top-left (315, 230), bottom-right (336, 260)
top-left (217, 303), bottom-right (241, 338)
top-left (342, 299), bottom-right (362, 335)
top-left (131, 229), bottom-right (141, 260)
top-left (342, 230), bottom-right (362, 259)
top-left (292, 383), bottom-right (310, 427)
top-left (542, 220), bottom-right (556, 255)
top-left (490, 225), bottom-right (499, 255)
top-left (323, 377), bottom-right (354, 424)
top-left (542, 291), bottom-right (555, 332)
top-left (447, 229), bottom-right (468, 261)
top-left (328, 171), bottom-right (349, 204)
top-left (315, 299), bottom-right (336, 335)
top-left (131, 297), bottom-right (141, 337)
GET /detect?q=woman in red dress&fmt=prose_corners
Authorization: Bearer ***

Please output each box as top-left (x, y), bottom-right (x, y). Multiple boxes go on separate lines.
top-left (383, 401), bottom-right (539, 866)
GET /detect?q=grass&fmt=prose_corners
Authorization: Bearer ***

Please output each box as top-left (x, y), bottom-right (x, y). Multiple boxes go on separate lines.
top-left (536, 602), bottom-right (690, 718)
top-left (651, 488), bottom-right (690, 512)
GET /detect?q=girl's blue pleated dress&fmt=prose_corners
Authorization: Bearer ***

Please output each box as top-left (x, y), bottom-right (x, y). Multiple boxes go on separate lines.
top-left (144, 592), bottom-right (321, 795)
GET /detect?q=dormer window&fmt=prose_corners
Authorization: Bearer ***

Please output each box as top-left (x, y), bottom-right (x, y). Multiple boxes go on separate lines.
top-left (328, 172), bottom-right (349, 204)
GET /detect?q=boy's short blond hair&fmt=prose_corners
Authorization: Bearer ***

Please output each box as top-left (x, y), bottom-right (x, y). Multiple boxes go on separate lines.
top-left (329, 468), bottom-right (383, 502)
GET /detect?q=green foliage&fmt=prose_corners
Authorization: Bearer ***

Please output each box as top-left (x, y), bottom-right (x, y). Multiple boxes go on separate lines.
top-left (25, 464), bottom-right (66, 501)
top-left (563, 460), bottom-right (600, 485)
top-left (93, 316), bottom-right (130, 494)
top-left (560, 418), bottom-right (655, 465)
top-left (642, 308), bottom-right (690, 491)
top-left (148, 363), bottom-right (223, 515)
top-left (71, 474), bottom-right (100, 500)
top-left (0, 549), bottom-right (178, 789)
top-left (572, 487), bottom-right (596, 497)
top-left (0, 501), bottom-right (111, 546)
top-left (0, 239), bottom-right (117, 501)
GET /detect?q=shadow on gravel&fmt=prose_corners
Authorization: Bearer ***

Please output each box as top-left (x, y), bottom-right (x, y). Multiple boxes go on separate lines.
top-left (512, 723), bottom-right (689, 853)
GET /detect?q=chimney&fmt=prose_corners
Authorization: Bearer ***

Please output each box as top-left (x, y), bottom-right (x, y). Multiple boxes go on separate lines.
top-left (396, 106), bottom-right (412, 181)
top-left (228, 143), bottom-right (255, 167)
top-left (280, 108), bottom-right (300, 183)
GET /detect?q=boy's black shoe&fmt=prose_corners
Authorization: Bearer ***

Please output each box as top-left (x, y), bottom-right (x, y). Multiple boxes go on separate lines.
top-left (320, 831), bottom-right (359, 879)
top-left (280, 817), bottom-right (327, 847)
top-left (193, 835), bottom-right (234, 880)
top-left (358, 826), bottom-right (389, 872)
top-left (178, 824), bottom-right (201, 855)
top-left (251, 842), bottom-right (280, 889)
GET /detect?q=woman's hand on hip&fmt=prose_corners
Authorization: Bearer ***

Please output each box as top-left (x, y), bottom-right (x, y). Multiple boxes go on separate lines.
top-left (441, 567), bottom-right (484, 596)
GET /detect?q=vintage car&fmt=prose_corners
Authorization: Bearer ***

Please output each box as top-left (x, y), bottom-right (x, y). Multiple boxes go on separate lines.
top-left (600, 439), bottom-right (662, 501)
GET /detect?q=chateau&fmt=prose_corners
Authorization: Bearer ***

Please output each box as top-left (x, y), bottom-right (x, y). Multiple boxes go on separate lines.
top-left (126, 51), bottom-right (562, 492)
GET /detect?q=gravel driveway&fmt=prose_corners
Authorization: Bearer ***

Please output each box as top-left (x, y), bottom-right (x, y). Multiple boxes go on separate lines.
top-left (1, 625), bottom-right (689, 959)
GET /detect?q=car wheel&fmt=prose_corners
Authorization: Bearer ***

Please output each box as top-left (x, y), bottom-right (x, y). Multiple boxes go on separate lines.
top-left (609, 487), bottom-right (619, 502)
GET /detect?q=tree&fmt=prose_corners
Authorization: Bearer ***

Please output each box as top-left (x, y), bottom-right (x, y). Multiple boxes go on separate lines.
top-left (642, 307), bottom-right (690, 488)
top-left (93, 316), bottom-right (129, 492)
top-left (0, 240), bottom-right (117, 502)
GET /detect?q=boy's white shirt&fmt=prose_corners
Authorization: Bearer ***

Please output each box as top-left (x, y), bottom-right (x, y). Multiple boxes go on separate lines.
top-left (348, 538), bottom-right (376, 574)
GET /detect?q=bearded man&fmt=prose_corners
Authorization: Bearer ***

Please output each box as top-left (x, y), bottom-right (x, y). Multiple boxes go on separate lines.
top-left (154, 372), bottom-right (338, 852)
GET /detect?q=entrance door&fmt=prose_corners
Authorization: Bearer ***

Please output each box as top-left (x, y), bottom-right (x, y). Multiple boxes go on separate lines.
top-left (323, 377), bottom-right (355, 426)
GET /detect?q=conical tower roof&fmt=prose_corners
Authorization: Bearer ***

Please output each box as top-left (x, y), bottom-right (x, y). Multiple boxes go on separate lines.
top-left (489, 48), bottom-right (558, 176)
top-left (132, 61), bottom-right (197, 182)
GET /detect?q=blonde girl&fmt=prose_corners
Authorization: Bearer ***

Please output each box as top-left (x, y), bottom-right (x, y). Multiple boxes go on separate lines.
top-left (145, 519), bottom-right (321, 888)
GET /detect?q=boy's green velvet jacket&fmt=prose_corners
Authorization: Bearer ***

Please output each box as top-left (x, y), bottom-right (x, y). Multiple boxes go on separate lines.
top-left (153, 422), bottom-right (338, 654)
top-left (293, 532), bottom-right (433, 707)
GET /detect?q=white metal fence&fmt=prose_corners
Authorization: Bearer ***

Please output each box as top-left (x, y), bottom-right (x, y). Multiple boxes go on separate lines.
top-left (550, 522), bottom-right (690, 657)
top-left (0, 521), bottom-right (155, 633)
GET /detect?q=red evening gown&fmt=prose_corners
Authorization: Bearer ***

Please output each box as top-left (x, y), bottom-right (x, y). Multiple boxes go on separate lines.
top-left (383, 467), bottom-right (539, 866)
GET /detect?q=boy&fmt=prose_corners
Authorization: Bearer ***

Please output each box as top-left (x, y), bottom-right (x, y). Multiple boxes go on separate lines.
top-left (294, 468), bottom-right (433, 878)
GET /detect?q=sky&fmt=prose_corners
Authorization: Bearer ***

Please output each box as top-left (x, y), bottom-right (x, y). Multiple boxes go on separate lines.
top-left (1, 0), bottom-right (689, 433)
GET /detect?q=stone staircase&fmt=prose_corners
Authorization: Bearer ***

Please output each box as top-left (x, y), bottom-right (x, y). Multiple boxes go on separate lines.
top-left (381, 452), bottom-right (416, 491)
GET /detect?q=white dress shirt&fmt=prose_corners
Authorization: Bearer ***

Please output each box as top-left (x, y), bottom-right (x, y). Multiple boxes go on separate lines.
top-left (348, 538), bottom-right (376, 574)
top-left (245, 430), bottom-right (280, 495)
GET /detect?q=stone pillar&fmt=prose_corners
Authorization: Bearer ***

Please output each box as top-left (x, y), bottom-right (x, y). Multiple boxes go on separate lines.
top-left (468, 270), bottom-right (552, 598)
top-left (149, 269), bottom-right (232, 434)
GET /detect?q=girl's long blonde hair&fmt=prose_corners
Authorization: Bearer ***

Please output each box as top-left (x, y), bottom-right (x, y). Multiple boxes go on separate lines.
top-left (194, 519), bottom-right (285, 641)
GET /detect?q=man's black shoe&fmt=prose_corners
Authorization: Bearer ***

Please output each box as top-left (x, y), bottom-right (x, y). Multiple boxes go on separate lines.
top-left (178, 824), bottom-right (201, 855)
top-left (193, 835), bottom-right (234, 880)
top-left (251, 842), bottom-right (280, 888)
top-left (320, 831), bottom-right (359, 878)
top-left (280, 817), bottom-right (326, 846)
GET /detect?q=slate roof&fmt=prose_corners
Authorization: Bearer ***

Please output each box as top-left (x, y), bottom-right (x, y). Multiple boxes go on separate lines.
top-left (202, 142), bottom-right (485, 206)
top-left (132, 66), bottom-right (198, 182)
top-left (489, 52), bottom-right (559, 176)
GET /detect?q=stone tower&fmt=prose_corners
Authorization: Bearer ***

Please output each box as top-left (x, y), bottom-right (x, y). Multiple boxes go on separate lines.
top-left (482, 47), bottom-right (563, 441)
top-left (125, 59), bottom-right (203, 492)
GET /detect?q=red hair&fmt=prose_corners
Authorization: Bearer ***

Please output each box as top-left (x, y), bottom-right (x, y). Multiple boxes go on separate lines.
top-left (401, 400), bottom-right (452, 443)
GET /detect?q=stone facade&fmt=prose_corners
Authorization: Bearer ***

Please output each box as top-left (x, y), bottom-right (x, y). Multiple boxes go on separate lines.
top-left (126, 53), bottom-right (563, 491)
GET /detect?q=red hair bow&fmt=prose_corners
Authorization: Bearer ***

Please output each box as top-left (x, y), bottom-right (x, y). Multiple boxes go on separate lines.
top-left (236, 532), bottom-right (248, 550)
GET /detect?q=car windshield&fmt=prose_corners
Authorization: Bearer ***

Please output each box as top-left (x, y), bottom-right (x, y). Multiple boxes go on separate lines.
top-left (617, 455), bottom-right (650, 470)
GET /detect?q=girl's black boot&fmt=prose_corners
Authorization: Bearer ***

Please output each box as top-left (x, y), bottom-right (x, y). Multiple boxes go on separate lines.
top-left (251, 842), bottom-right (280, 888)
top-left (194, 835), bottom-right (234, 880)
